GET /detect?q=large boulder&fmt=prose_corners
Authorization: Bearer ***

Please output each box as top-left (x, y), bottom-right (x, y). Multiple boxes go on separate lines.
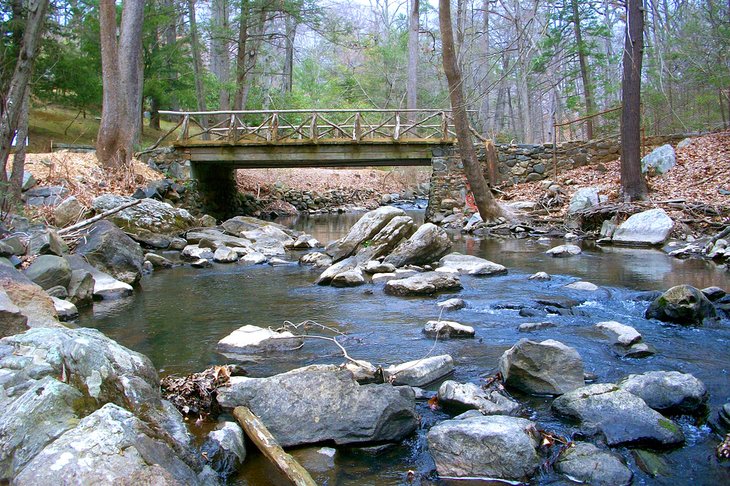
top-left (555, 442), bottom-right (632, 486)
top-left (201, 421), bottom-right (246, 480)
top-left (427, 414), bottom-right (541, 481)
top-left (383, 223), bottom-right (451, 268)
top-left (645, 284), bottom-right (717, 324)
top-left (12, 404), bottom-right (202, 485)
top-left (551, 383), bottom-right (685, 447)
top-left (568, 187), bottom-right (600, 214)
top-left (641, 144), bottom-right (676, 175)
top-left (92, 194), bottom-right (197, 234)
top-left (499, 339), bottom-right (584, 395)
top-left (355, 215), bottom-right (416, 261)
top-left (437, 380), bottom-right (520, 415)
top-left (384, 272), bottom-right (462, 296)
top-left (612, 208), bottom-right (674, 246)
top-left (618, 371), bottom-right (708, 414)
top-left (65, 255), bottom-right (133, 300)
top-left (0, 287), bottom-right (28, 338)
top-left (0, 265), bottom-right (60, 328)
top-left (74, 220), bottom-right (145, 285)
top-left (23, 255), bottom-right (72, 290)
top-left (53, 196), bottom-right (85, 228)
top-left (325, 207), bottom-right (406, 261)
top-left (437, 253), bottom-right (507, 276)
top-left (28, 227), bottom-right (67, 256)
top-left (216, 365), bottom-right (418, 447)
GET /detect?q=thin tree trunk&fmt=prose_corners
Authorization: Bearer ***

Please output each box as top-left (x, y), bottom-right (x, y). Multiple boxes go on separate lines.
top-left (0, 0), bottom-right (49, 187)
top-left (211, 0), bottom-right (231, 110)
top-left (150, 96), bottom-right (160, 131)
top-left (479, 0), bottom-right (491, 135)
top-left (9, 85), bottom-right (30, 202)
top-left (234, 5), bottom-right (266, 110)
top-left (620, 0), bottom-right (648, 201)
top-left (188, 0), bottom-right (208, 136)
top-left (439, 0), bottom-right (502, 221)
top-left (282, 12), bottom-right (296, 95)
top-left (571, 0), bottom-right (595, 139)
top-left (406, 0), bottom-right (419, 117)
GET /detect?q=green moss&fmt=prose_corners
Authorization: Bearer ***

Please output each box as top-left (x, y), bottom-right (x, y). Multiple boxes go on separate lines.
top-left (658, 418), bottom-right (679, 434)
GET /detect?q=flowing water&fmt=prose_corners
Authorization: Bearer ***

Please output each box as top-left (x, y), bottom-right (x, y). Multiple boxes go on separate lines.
top-left (79, 210), bottom-right (730, 486)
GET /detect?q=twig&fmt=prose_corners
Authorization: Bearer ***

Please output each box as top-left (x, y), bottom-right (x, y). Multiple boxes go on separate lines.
top-left (57, 199), bottom-right (142, 236)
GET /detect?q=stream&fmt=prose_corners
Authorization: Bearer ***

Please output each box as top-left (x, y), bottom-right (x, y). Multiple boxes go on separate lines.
top-left (79, 210), bottom-right (730, 485)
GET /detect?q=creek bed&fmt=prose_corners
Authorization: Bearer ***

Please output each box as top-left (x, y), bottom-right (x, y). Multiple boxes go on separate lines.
top-left (79, 211), bottom-right (730, 485)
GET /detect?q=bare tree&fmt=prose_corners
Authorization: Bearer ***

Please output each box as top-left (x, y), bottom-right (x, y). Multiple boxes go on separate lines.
top-left (620, 0), bottom-right (647, 201)
top-left (571, 0), bottom-right (595, 139)
top-left (406, 0), bottom-right (418, 113)
top-left (96, 0), bottom-right (145, 169)
top-left (211, 0), bottom-right (231, 110)
top-left (440, 0), bottom-right (503, 220)
top-left (0, 0), bottom-right (49, 199)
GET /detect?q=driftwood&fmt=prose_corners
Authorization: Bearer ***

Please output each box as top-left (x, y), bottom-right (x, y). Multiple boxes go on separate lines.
top-left (233, 406), bottom-right (317, 486)
top-left (57, 198), bottom-right (142, 236)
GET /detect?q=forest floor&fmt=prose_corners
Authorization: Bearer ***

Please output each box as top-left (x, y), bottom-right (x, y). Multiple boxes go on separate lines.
top-left (500, 131), bottom-right (730, 235)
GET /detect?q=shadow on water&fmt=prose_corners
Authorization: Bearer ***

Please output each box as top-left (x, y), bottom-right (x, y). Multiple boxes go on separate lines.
top-left (79, 211), bottom-right (730, 485)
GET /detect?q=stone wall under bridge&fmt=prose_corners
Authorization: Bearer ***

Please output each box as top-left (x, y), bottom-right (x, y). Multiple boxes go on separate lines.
top-left (425, 138), bottom-right (622, 223)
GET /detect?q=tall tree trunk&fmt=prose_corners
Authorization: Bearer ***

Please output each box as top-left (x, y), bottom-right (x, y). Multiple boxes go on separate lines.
top-left (439, 0), bottom-right (502, 221)
top-left (620, 0), bottom-right (648, 201)
top-left (0, 0), bottom-right (49, 189)
top-left (211, 0), bottom-right (231, 110)
top-left (8, 86), bottom-right (30, 203)
top-left (282, 12), bottom-right (297, 95)
top-left (188, 0), bottom-right (208, 137)
top-left (150, 96), bottom-right (160, 131)
top-left (479, 0), bottom-right (491, 136)
top-left (233, 2), bottom-right (266, 110)
top-left (406, 0), bottom-right (419, 116)
top-left (571, 0), bottom-right (595, 139)
top-left (96, 0), bottom-right (145, 169)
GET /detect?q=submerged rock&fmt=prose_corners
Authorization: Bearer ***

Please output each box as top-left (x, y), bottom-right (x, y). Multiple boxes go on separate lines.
top-left (216, 325), bottom-right (303, 355)
top-left (383, 354), bottom-right (454, 386)
top-left (437, 253), bottom-right (507, 276)
top-left (618, 371), bottom-right (708, 414)
top-left (565, 281), bottom-right (599, 291)
top-left (528, 271), bottom-right (551, 281)
top-left (384, 272), bottom-right (462, 296)
top-left (423, 320), bottom-right (475, 339)
top-left (216, 365), bottom-right (418, 447)
top-left (555, 442), bottom-right (632, 486)
top-left (645, 284), bottom-right (717, 324)
top-left (201, 421), bottom-right (246, 480)
top-left (595, 321), bottom-right (642, 346)
top-left (427, 414), bottom-right (540, 481)
top-left (499, 339), bottom-right (584, 395)
top-left (546, 244), bottom-right (582, 257)
top-left (552, 383), bottom-right (685, 447)
top-left (437, 380), bottom-right (520, 415)
top-left (436, 298), bottom-right (466, 310)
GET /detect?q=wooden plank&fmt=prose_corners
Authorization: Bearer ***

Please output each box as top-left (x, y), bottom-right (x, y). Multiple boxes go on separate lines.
top-left (233, 406), bottom-right (316, 486)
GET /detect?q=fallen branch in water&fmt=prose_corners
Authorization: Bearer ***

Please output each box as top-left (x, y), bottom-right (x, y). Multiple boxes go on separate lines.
top-left (233, 405), bottom-right (317, 486)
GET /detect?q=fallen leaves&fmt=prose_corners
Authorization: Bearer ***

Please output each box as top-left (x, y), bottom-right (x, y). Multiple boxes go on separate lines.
top-left (160, 364), bottom-right (243, 420)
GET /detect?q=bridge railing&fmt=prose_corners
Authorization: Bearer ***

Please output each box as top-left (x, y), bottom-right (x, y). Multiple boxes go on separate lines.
top-left (157, 109), bottom-right (463, 144)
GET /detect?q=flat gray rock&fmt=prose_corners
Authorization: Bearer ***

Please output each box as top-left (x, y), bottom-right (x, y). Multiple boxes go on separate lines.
top-left (500, 339), bottom-right (584, 395)
top-left (555, 442), bottom-right (632, 486)
top-left (552, 383), bottom-right (685, 447)
top-left (427, 414), bottom-right (540, 481)
top-left (384, 354), bottom-right (454, 386)
top-left (423, 320), bottom-right (475, 339)
top-left (216, 365), bottom-right (418, 447)
top-left (618, 371), bottom-right (708, 414)
top-left (613, 208), bottom-right (674, 246)
top-left (437, 252), bottom-right (507, 276)
top-left (596, 321), bottom-right (642, 346)
top-left (384, 272), bottom-right (462, 296)
top-left (546, 244), bottom-right (582, 257)
top-left (216, 325), bottom-right (303, 355)
top-left (437, 380), bottom-right (519, 415)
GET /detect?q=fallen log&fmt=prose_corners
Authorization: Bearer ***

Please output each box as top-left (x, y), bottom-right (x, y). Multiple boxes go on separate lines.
top-left (233, 406), bottom-right (316, 486)
top-left (57, 198), bottom-right (142, 236)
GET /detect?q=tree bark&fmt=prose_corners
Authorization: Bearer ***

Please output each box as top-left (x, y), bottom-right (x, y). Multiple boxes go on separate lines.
top-left (406, 0), bottom-right (419, 116)
top-left (0, 0), bottom-right (48, 192)
top-left (188, 0), bottom-right (208, 137)
top-left (571, 0), bottom-right (595, 140)
top-left (233, 2), bottom-right (266, 110)
top-left (96, 0), bottom-right (145, 169)
top-left (211, 0), bottom-right (231, 110)
top-left (439, 0), bottom-right (502, 221)
top-left (282, 12), bottom-right (297, 95)
top-left (620, 0), bottom-right (648, 201)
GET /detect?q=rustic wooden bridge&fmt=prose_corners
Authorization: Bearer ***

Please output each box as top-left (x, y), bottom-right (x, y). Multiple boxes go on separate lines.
top-left (158, 109), bottom-right (465, 168)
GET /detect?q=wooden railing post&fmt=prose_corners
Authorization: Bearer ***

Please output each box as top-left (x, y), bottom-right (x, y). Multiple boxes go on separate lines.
top-left (310, 112), bottom-right (318, 141)
top-left (270, 113), bottom-right (279, 142)
top-left (440, 111), bottom-right (448, 141)
top-left (394, 112), bottom-right (401, 141)
top-left (178, 114), bottom-right (190, 141)
top-left (228, 114), bottom-right (236, 142)
top-left (354, 112), bottom-right (362, 141)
